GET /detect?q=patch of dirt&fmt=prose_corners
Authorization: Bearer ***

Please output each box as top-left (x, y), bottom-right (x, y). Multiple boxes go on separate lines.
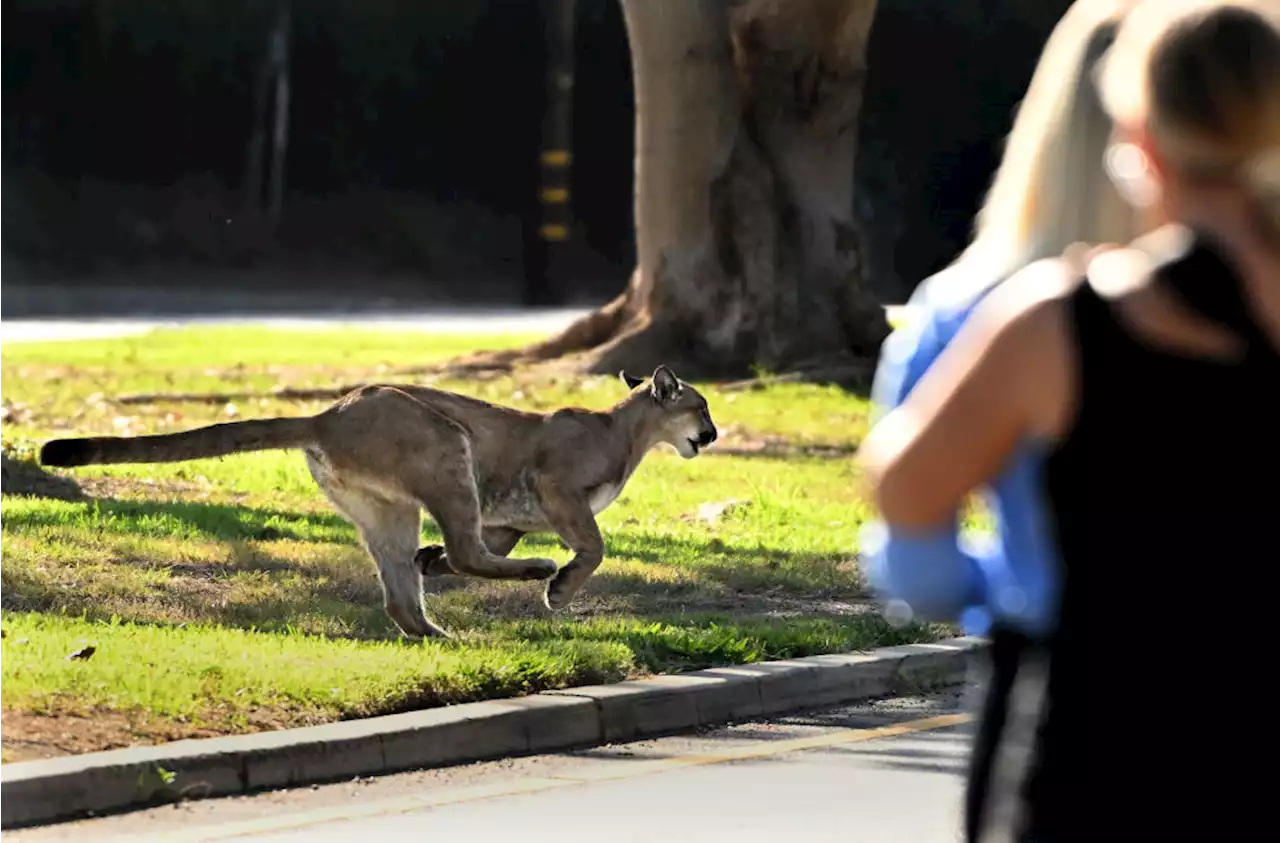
top-left (757, 596), bottom-right (877, 619)
top-left (711, 426), bottom-right (858, 460)
top-left (429, 569), bottom-right (875, 621)
top-left (577, 590), bottom-right (877, 619)
top-left (0, 707), bottom-right (319, 763)
top-left (75, 474), bottom-right (247, 505)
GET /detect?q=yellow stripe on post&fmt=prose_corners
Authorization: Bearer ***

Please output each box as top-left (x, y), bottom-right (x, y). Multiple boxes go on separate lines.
top-left (540, 187), bottom-right (570, 204)
top-left (540, 149), bottom-right (572, 167)
top-left (539, 223), bottom-right (570, 241)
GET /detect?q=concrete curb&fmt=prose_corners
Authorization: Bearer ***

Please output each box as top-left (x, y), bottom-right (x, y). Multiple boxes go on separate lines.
top-left (0, 636), bottom-right (986, 829)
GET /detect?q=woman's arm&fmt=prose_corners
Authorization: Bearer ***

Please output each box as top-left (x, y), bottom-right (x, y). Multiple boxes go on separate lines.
top-left (862, 300), bottom-right (990, 627)
top-left (861, 260), bottom-right (1076, 635)
top-left (861, 259), bottom-right (1075, 530)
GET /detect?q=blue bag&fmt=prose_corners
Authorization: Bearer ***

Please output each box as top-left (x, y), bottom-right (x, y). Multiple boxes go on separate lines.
top-left (861, 285), bottom-right (1060, 637)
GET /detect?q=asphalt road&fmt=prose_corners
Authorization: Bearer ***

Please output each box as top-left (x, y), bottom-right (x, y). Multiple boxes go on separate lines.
top-left (6, 688), bottom-right (982, 843)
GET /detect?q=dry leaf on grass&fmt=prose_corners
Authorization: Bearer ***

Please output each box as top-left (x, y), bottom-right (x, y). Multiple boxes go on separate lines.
top-left (693, 498), bottom-right (753, 525)
top-left (1, 401), bottom-right (32, 425)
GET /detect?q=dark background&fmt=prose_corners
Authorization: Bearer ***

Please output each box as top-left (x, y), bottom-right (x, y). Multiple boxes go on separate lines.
top-left (1, 0), bottom-right (1072, 317)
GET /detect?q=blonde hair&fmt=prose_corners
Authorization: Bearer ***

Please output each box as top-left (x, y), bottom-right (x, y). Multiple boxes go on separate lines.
top-left (1097, 0), bottom-right (1280, 233)
top-left (914, 0), bottom-right (1144, 310)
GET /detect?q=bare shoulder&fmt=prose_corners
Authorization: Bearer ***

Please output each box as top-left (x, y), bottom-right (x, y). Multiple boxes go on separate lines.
top-left (944, 257), bottom-right (1081, 439)
top-left (959, 257), bottom-right (1080, 358)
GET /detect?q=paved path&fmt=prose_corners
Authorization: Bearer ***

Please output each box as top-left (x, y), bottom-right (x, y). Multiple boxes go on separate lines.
top-left (0, 305), bottom-right (906, 347)
top-left (7, 690), bottom-right (980, 843)
top-left (0, 309), bottom-right (592, 346)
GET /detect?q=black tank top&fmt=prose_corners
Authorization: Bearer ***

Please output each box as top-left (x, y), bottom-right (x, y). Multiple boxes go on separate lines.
top-left (995, 234), bottom-right (1280, 841)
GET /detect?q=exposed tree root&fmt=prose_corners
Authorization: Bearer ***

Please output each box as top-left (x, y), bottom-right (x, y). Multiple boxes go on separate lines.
top-left (113, 360), bottom-right (512, 407)
top-left (439, 279), bottom-right (638, 375)
top-left (115, 384), bottom-right (367, 406)
top-left (717, 360), bottom-right (876, 393)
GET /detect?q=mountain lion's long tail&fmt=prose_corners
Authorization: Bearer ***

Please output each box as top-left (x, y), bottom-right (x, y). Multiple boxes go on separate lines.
top-left (39, 417), bottom-right (318, 468)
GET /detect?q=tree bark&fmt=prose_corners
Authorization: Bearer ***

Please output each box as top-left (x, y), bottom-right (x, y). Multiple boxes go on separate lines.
top-left (512, 0), bottom-right (888, 380)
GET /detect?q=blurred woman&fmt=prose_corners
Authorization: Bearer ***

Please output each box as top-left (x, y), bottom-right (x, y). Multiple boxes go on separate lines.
top-left (862, 0), bottom-right (1280, 838)
top-left (859, 1), bottom-right (1142, 838)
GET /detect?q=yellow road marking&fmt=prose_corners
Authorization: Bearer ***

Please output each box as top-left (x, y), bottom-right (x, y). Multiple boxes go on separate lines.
top-left (540, 187), bottom-right (570, 203)
top-left (129, 712), bottom-right (970, 843)
top-left (544, 712), bottom-right (971, 784)
top-left (540, 149), bottom-right (572, 166)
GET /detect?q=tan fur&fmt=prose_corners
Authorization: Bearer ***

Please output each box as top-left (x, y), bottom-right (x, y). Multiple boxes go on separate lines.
top-left (39, 366), bottom-right (718, 639)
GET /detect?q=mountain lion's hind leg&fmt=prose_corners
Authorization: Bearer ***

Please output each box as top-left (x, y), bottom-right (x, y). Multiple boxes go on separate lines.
top-left (403, 436), bottom-right (555, 583)
top-left (417, 527), bottom-right (525, 579)
top-left (359, 501), bottom-right (448, 639)
top-left (309, 471), bottom-right (447, 639)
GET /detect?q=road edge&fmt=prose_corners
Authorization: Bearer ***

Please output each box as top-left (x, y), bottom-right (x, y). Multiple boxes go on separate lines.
top-left (0, 636), bottom-right (986, 829)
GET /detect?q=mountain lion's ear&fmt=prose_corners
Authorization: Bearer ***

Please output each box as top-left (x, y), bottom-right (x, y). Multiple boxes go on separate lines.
top-left (651, 365), bottom-right (681, 402)
top-left (620, 370), bottom-right (646, 391)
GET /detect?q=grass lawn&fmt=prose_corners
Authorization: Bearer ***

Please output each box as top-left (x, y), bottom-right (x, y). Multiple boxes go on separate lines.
top-left (0, 325), bottom-right (952, 762)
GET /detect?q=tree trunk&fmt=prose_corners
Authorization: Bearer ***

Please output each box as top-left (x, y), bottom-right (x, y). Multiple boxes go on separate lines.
top-left (517, 0), bottom-right (888, 380)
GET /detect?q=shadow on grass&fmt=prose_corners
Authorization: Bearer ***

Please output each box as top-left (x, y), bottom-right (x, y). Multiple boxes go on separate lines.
top-left (1, 453), bottom-right (89, 502)
top-left (0, 557), bottom-right (931, 672)
top-left (0, 552), bottom-right (401, 641)
top-left (3, 458), bottom-right (880, 648)
top-left (2, 495), bottom-right (362, 544)
top-left (3, 541), bottom-right (881, 655)
top-left (5, 481), bottom-right (866, 599)
top-left (606, 531), bottom-right (866, 596)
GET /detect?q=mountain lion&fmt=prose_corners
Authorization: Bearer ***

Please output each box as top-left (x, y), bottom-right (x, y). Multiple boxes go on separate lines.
top-left (40, 365), bottom-right (718, 639)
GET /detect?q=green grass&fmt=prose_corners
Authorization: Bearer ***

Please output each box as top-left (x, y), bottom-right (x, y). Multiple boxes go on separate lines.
top-left (0, 325), bottom-right (948, 758)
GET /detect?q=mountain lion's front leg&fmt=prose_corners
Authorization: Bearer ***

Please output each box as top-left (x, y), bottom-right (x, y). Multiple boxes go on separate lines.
top-left (536, 479), bottom-right (604, 611)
